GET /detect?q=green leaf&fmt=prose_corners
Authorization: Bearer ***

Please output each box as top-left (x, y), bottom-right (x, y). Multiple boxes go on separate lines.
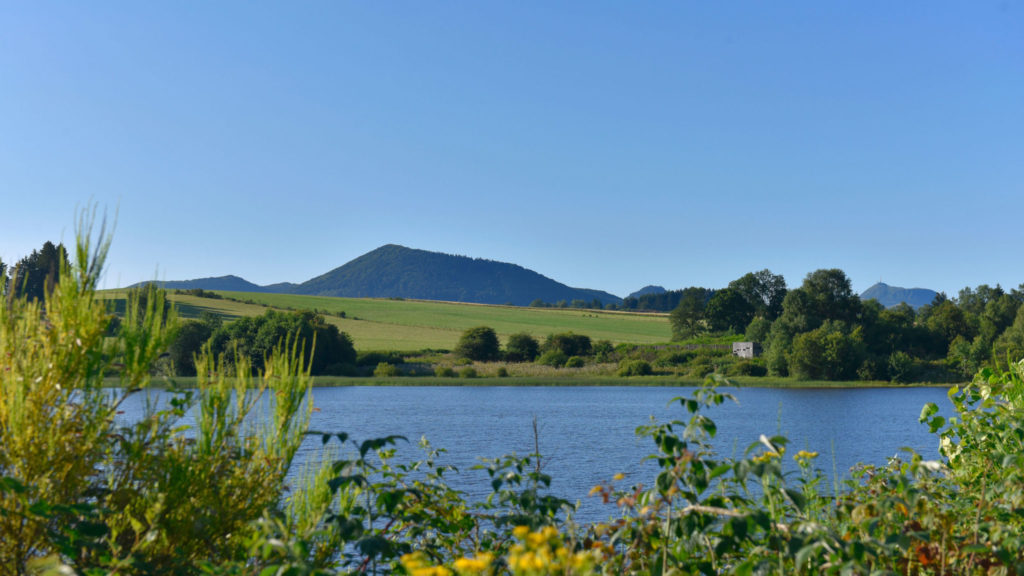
top-left (919, 402), bottom-right (938, 423)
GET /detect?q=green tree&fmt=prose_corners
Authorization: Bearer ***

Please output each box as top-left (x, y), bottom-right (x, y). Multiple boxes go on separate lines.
top-left (505, 332), bottom-right (540, 362)
top-left (704, 288), bottom-right (755, 333)
top-left (669, 287), bottom-right (712, 340)
top-left (168, 313), bottom-right (221, 376)
top-left (454, 325), bottom-right (501, 361)
top-left (208, 309), bottom-right (356, 374)
top-left (728, 269), bottom-right (787, 320)
top-left (788, 321), bottom-right (864, 380)
top-left (10, 241), bottom-right (70, 303)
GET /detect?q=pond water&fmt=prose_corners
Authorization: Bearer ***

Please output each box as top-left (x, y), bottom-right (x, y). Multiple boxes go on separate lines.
top-left (118, 384), bottom-right (954, 524)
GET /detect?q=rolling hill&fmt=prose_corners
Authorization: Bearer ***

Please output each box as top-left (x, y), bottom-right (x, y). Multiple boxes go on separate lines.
top-left (293, 244), bottom-right (621, 306)
top-left (139, 244), bottom-right (622, 307)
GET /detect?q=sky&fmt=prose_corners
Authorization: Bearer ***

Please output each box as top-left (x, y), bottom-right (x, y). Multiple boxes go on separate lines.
top-left (2, 2), bottom-right (1022, 298)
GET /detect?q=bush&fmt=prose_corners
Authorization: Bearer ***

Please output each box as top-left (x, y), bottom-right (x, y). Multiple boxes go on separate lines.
top-left (373, 362), bottom-right (399, 377)
top-left (655, 350), bottom-right (696, 367)
top-left (454, 326), bottom-right (501, 361)
top-left (358, 350), bottom-right (405, 367)
top-left (592, 339), bottom-right (615, 362)
top-left (564, 356), bottom-right (585, 368)
top-left (434, 366), bottom-right (456, 377)
top-left (496, 366), bottom-right (509, 377)
top-left (888, 351), bottom-right (914, 383)
top-left (505, 332), bottom-right (540, 362)
top-left (0, 219), bottom-right (314, 573)
top-left (458, 366), bottom-right (478, 379)
top-left (543, 332), bottom-right (592, 357)
top-left (536, 349), bottom-right (568, 368)
top-left (725, 359), bottom-right (767, 377)
top-left (688, 356), bottom-right (717, 378)
top-left (617, 359), bottom-right (653, 377)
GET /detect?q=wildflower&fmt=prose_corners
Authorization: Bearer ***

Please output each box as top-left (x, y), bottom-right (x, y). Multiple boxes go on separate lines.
top-left (453, 552), bottom-right (493, 575)
top-left (794, 450), bottom-right (819, 463)
top-left (612, 472), bottom-right (625, 481)
top-left (401, 551), bottom-right (453, 576)
top-left (752, 451), bottom-right (780, 464)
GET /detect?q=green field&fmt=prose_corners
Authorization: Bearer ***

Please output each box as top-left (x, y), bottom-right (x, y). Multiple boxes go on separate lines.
top-left (103, 290), bottom-right (672, 351)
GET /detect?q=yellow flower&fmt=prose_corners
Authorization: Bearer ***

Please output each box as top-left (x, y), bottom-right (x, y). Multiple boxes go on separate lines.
top-left (401, 551), bottom-right (452, 576)
top-left (794, 450), bottom-right (819, 462)
top-left (513, 525), bottom-right (531, 540)
top-left (612, 472), bottom-right (625, 481)
top-left (588, 485), bottom-right (602, 496)
top-left (453, 553), bottom-right (493, 575)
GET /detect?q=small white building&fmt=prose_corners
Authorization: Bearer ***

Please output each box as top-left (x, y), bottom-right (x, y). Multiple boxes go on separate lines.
top-left (732, 342), bottom-right (762, 359)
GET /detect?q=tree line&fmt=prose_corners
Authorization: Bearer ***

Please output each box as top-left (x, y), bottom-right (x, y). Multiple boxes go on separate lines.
top-left (667, 267), bottom-right (1024, 382)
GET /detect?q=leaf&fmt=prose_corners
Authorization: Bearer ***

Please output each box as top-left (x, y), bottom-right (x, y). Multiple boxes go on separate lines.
top-left (784, 488), bottom-right (806, 512)
top-left (359, 435), bottom-right (408, 458)
top-left (356, 535), bottom-right (392, 558)
top-left (918, 402), bottom-right (938, 423)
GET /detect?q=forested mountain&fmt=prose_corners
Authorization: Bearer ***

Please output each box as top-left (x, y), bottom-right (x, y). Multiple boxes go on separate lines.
top-left (292, 244), bottom-right (622, 306)
top-left (140, 245), bottom-right (622, 306)
top-left (150, 275), bottom-right (272, 293)
top-left (627, 285), bottom-right (667, 299)
top-left (859, 282), bottom-right (937, 309)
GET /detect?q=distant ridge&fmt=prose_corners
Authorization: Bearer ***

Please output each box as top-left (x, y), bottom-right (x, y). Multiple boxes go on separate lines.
top-left (628, 285), bottom-right (667, 299)
top-left (293, 244), bottom-right (622, 306)
top-left (146, 275), bottom-right (270, 292)
top-left (859, 282), bottom-right (937, 309)
top-left (135, 245), bottom-right (622, 307)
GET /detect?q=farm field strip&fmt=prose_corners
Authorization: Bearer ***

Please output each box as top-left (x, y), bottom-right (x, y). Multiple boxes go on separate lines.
top-left (102, 290), bottom-right (672, 351)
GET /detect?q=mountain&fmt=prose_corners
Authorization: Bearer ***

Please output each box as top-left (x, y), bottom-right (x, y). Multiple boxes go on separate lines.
top-left (138, 245), bottom-right (622, 307)
top-left (627, 285), bottom-right (667, 299)
top-left (859, 282), bottom-right (937, 309)
top-left (292, 244), bottom-right (622, 306)
top-left (146, 275), bottom-right (270, 292)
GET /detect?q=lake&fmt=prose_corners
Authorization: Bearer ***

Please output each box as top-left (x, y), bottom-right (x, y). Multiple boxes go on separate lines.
top-left (117, 384), bottom-right (953, 523)
top-left (288, 385), bottom-right (953, 522)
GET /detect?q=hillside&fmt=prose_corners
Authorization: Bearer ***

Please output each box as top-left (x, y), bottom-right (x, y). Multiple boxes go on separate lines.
top-left (859, 282), bottom-right (937, 309)
top-left (137, 245), bottom-right (622, 307)
top-left (286, 244), bottom-right (623, 306)
top-left (149, 275), bottom-right (270, 292)
top-left (101, 290), bottom-right (669, 351)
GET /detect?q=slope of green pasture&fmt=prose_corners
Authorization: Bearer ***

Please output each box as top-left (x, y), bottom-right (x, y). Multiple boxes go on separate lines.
top-left (217, 292), bottom-right (670, 350)
top-left (101, 290), bottom-right (671, 351)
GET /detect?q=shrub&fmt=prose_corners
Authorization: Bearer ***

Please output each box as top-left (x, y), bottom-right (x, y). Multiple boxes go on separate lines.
top-left (434, 366), bottom-right (456, 377)
top-left (617, 359), bottom-right (653, 376)
top-left (725, 359), bottom-right (768, 377)
top-left (592, 339), bottom-right (615, 362)
top-left (454, 326), bottom-right (501, 361)
top-left (373, 362), bottom-right (399, 377)
top-left (688, 356), bottom-right (717, 378)
top-left (655, 350), bottom-right (696, 367)
top-left (536, 350), bottom-right (568, 368)
top-left (496, 366), bottom-right (509, 377)
top-left (0, 218), bottom-right (314, 573)
top-left (458, 366), bottom-right (478, 378)
top-left (358, 350), bottom-right (405, 367)
top-left (564, 356), bottom-right (585, 368)
top-left (505, 332), bottom-right (540, 362)
top-left (888, 350), bottom-right (914, 383)
top-left (543, 332), bottom-right (592, 357)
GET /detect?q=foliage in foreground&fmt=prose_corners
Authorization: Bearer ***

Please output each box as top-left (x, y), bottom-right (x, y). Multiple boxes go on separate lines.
top-left (3, 222), bottom-right (1024, 574)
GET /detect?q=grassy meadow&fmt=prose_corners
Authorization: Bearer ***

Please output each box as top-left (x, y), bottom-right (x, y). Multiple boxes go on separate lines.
top-left (101, 289), bottom-right (672, 351)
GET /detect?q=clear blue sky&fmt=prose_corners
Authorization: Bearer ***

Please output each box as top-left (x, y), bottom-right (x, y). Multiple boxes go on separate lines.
top-left (2, 2), bottom-right (1021, 298)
